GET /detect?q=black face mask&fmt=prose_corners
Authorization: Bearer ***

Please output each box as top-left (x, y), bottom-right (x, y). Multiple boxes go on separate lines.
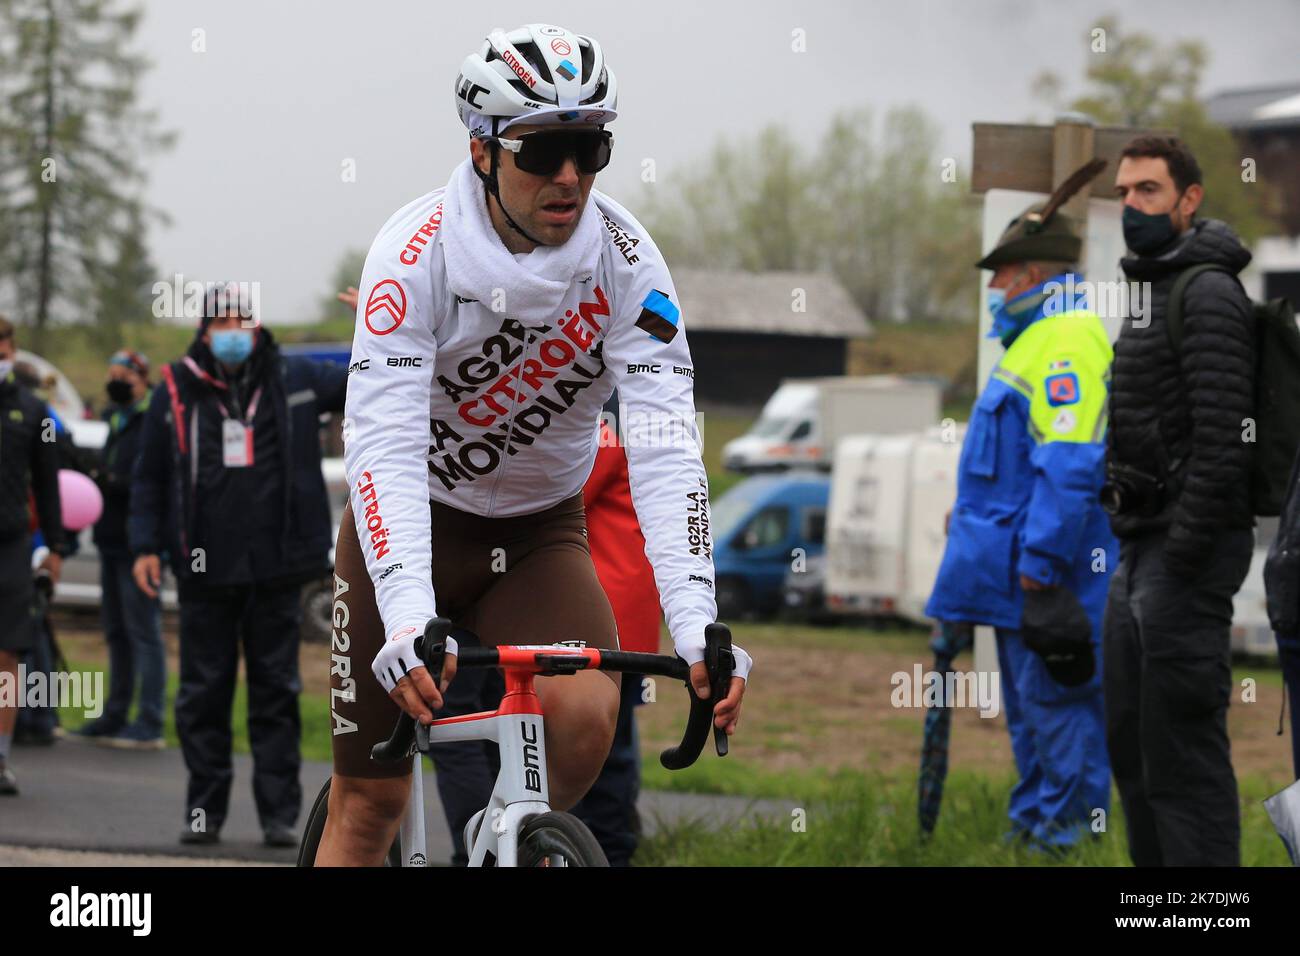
top-left (106, 380), bottom-right (134, 405)
top-left (1122, 196), bottom-right (1184, 255)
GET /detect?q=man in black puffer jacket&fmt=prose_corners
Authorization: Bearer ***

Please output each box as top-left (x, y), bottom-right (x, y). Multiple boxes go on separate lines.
top-left (1103, 136), bottom-right (1255, 867)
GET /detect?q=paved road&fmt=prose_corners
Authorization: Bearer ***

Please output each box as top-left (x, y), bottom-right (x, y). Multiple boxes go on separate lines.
top-left (0, 737), bottom-right (795, 865)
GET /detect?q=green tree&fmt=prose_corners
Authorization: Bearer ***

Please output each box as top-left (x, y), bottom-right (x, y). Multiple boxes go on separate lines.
top-left (0, 0), bottom-right (173, 350)
top-left (1032, 14), bottom-right (1275, 242)
top-left (638, 105), bottom-right (980, 324)
top-left (88, 208), bottom-right (154, 352)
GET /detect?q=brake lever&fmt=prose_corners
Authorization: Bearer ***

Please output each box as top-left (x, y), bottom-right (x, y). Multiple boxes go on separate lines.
top-left (413, 617), bottom-right (452, 754)
top-left (705, 622), bottom-right (734, 758)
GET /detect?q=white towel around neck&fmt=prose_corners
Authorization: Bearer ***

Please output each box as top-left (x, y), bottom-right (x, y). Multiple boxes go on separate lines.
top-left (439, 157), bottom-right (604, 325)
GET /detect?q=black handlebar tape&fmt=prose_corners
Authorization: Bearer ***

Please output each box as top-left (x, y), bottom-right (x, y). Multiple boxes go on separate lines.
top-left (659, 624), bottom-right (733, 770)
top-left (371, 712), bottom-right (416, 763)
top-left (373, 627), bottom-right (732, 768)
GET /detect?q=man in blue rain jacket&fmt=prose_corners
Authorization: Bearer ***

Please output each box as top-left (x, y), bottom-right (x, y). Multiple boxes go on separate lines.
top-left (926, 192), bottom-right (1116, 850)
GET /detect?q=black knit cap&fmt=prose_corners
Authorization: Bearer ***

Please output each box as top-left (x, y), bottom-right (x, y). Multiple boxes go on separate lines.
top-left (199, 281), bottom-right (258, 332)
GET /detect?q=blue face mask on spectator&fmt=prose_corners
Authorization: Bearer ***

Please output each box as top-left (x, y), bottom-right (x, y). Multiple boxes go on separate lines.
top-left (986, 287), bottom-right (1007, 318)
top-left (211, 329), bottom-right (254, 365)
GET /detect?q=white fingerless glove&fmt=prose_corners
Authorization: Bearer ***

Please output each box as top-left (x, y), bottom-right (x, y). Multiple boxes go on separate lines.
top-left (372, 623), bottom-right (459, 693)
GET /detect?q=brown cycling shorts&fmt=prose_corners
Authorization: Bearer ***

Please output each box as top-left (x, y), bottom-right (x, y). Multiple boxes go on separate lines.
top-left (329, 492), bottom-right (618, 778)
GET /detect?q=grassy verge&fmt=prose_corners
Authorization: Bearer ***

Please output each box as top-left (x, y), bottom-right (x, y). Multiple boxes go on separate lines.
top-left (633, 769), bottom-right (1293, 867)
top-left (56, 650), bottom-right (1293, 866)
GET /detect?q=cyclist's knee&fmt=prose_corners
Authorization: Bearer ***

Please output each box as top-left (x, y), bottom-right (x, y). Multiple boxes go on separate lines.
top-left (555, 676), bottom-right (619, 761)
top-left (328, 773), bottom-right (409, 832)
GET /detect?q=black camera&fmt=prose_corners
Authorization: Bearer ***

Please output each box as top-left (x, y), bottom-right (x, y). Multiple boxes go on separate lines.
top-left (1099, 462), bottom-right (1167, 517)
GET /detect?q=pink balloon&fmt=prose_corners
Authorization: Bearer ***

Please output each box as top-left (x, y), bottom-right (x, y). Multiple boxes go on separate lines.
top-left (59, 469), bottom-right (103, 531)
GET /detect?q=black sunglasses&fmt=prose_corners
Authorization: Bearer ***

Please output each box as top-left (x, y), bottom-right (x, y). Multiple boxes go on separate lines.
top-left (494, 129), bottom-right (613, 176)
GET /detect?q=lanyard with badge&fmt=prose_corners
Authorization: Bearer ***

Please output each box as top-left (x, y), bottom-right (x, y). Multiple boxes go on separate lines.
top-left (182, 356), bottom-right (261, 468)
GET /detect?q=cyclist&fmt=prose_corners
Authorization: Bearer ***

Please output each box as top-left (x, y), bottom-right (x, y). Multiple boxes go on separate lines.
top-left (316, 22), bottom-right (752, 865)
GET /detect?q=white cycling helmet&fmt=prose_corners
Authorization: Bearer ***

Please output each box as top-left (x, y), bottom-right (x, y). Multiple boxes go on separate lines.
top-left (454, 23), bottom-right (618, 138)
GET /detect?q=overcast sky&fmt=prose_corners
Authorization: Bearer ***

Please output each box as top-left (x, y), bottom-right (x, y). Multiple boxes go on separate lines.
top-left (129, 0), bottom-right (1300, 324)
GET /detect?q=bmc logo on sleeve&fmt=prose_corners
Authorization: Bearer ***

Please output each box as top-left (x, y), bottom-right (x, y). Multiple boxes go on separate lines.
top-left (1045, 371), bottom-right (1080, 407)
top-left (365, 280), bottom-right (407, 335)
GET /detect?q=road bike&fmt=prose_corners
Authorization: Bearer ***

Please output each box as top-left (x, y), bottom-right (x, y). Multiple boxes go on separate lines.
top-left (298, 617), bottom-right (734, 866)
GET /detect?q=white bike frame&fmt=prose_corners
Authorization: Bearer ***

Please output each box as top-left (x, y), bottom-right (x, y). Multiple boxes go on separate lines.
top-left (397, 660), bottom-right (554, 867)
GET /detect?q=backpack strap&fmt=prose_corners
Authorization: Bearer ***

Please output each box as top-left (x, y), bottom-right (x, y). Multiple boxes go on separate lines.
top-left (1165, 263), bottom-right (1233, 352)
top-left (159, 363), bottom-right (189, 456)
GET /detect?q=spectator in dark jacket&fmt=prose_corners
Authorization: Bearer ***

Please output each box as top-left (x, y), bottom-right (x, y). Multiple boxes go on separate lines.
top-left (129, 284), bottom-right (347, 846)
top-left (1265, 457), bottom-right (1300, 780)
top-left (1104, 136), bottom-right (1256, 867)
top-left (76, 350), bottom-right (166, 749)
top-left (0, 316), bottom-right (66, 795)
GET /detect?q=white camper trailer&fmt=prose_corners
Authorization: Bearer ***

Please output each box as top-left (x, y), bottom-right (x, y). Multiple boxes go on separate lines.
top-left (825, 425), bottom-right (964, 622)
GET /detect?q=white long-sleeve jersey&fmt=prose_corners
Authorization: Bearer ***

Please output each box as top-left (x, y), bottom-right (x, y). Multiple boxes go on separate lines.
top-left (343, 187), bottom-right (734, 675)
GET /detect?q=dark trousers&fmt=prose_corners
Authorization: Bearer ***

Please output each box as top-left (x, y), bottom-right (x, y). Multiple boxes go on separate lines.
top-left (98, 553), bottom-right (165, 732)
top-left (433, 662), bottom-right (643, 866)
top-left (1103, 527), bottom-right (1253, 866)
top-left (176, 580), bottom-right (303, 832)
top-left (16, 616), bottom-right (58, 736)
top-left (1279, 641), bottom-right (1300, 779)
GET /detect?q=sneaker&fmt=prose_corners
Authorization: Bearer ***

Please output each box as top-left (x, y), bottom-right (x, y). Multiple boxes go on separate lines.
top-left (74, 717), bottom-right (126, 740)
top-left (179, 827), bottom-right (220, 845)
top-left (0, 763), bottom-right (18, 796)
top-left (263, 823), bottom-right (298, 847)
top-left (99, 724), bottom-right (165, 751)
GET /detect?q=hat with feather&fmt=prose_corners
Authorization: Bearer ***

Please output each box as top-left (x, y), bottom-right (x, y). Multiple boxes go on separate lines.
top-left (975, 158), bottom-right (1107, 270)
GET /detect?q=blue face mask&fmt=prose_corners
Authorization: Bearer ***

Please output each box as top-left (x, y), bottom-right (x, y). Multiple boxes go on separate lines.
top-left (211, 329), bottom-right (254, 365)
top-left (986, 287), bottom-right (1007, 318)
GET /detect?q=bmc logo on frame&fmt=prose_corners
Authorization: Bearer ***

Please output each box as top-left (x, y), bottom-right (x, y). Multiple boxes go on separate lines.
top-left (520, 721), bottom-right (542, 793)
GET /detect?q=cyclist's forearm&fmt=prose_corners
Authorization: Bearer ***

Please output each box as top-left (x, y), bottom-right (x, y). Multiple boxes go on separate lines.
top-left (342, 269), bottom-right (440, 641)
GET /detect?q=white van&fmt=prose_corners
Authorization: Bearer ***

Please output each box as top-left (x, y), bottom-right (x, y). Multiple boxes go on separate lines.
top-left (723, 376), bottom-right (943, 474)
top-left (722, 382), bottom-right (822, 473)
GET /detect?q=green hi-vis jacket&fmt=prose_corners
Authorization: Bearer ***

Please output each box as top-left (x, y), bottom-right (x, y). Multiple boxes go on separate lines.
top-left (926, 303), bottom-right (1119, 631)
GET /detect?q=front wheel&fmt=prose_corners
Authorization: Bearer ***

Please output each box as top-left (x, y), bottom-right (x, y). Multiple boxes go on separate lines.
top-left (297, 778), bottom-right (402, 867)
top-left (516, 811), bottom-right (609, 867)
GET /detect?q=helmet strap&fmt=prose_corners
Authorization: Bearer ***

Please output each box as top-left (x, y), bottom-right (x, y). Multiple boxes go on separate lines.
top-left (473, 117), bottom-right (547, 248)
